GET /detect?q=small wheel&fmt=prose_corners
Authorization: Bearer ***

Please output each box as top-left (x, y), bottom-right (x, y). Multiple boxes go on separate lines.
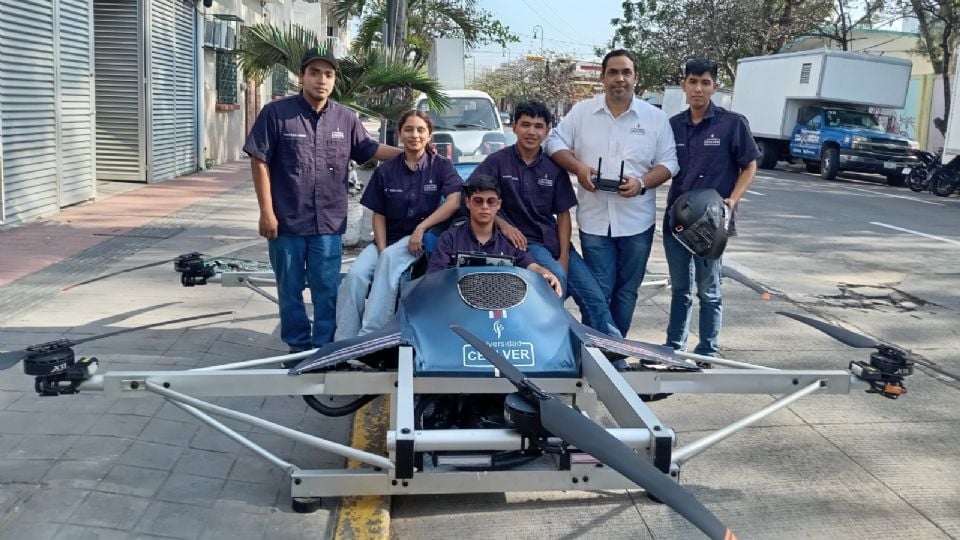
top-left (820, 146), bottom-right (839, 180)
top-left (292, 497), bottom-right (323, 514)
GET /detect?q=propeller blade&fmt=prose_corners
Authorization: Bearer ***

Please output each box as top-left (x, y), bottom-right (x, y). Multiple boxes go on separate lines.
top-left (450, 325), bottom-right (527, 388)
top-left (449, 325), bottom-right (735, 539)
top-left (777, 312), bottom-right (877, 349)
top-left (0, 310), bottom-right (234, 372)
top-left (539, 398), bottom-right (733, 540)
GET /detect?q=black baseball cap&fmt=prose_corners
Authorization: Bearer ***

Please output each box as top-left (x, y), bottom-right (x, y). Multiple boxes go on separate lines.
top-left (300, 45), bottom-right (338, 73)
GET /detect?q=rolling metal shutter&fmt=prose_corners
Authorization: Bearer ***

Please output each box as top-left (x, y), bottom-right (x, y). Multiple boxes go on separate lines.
top-left (59, 0), bottom-right (96, 205)
top-left (149, 0), bottom-right (197, 182)
top-left (0, 1), bottom-right (59, 223)
top-left (94, 0), bottom-right (145, 181)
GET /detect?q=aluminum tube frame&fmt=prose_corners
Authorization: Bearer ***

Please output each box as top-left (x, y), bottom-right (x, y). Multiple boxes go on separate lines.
top-left (673, 379), bottom-right (827, 465)
top-left (191, 350), bottom-right (316, 371)
top-left (676, 350), bottom-right (779, 370)
top-left (167, 399), bottom-right (298, 474)
top-left (144, 381), bottom-right (394, 470)
top-left (389, 428), bottom-right (653, 452)
top-left (290, 466), bottom-right (640, 498)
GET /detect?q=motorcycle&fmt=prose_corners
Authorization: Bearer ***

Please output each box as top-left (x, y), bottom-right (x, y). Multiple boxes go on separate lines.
top-left (907, 149), bottom-right (941, 193)
top-left (931, 154), bottom-right (960, 197)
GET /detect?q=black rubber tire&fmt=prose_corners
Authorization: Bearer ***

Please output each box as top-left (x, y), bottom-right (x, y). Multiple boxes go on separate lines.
top-left (932, 169), bottom-right (959, 196)
top-left (756, 140), bottom-right (779, 170)
top-left (885, 173), bottom-right (905, 187)
top-left (804, 160), bottom-right (821, 174)
top-left (907, 168), bottom-right (928, 192)
top-left (292, 497), bottom-right (323, 514)
top-left (820, 146), bottom-right (839, 180)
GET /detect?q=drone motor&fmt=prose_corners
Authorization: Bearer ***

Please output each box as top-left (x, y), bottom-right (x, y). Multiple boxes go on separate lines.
top-left (174, 252), bottom-right (216, 286)
top-left (849, 344), bottom-right (914, 399)
top-left (503, 392), bottom-right (547, 437)
top-left (23, 341), bottom-right (98, 396)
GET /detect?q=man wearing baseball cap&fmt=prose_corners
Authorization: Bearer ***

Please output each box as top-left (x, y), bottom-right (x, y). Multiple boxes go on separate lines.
top-left (244, 45), bottom-right (402, 356)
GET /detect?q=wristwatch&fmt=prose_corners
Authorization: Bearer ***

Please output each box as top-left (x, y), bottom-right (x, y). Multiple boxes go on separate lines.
top-left (638, 175), bottom-right (647, 196)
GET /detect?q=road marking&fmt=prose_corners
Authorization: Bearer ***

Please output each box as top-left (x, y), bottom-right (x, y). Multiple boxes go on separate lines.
top-left (870, 222), bottom-right (960, 246)
top-left (747, 190), bottom-right (766, 196)
top-left (844, 186), bottom-right (942, 206)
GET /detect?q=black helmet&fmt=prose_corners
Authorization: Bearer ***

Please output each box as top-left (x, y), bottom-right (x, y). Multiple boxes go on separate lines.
top-left (669, 189), bottom-right (729, 260)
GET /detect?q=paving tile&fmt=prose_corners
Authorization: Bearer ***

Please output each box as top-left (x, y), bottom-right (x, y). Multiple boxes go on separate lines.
top-left (197, 511), bottom-right (268, 540)
top-left (5, 434), bottom-right (78, 460)
top-left (117, 441), bottom-right (185, 472)
top-left (53, 524), bottom-right (129, 540)
top-left (133, 500), bottom-right (214, 540)
top-left (66, 491), bottom-right (149, 530)
top-left (106, 398), bottom-right (164, 418)
top-left (0, 458), bottom-right (55, 483)
top-left (43, 460), bottom-right (113, 490)
top-left (137, 418), bottom-right (197, 447)
top-left (0, 521), bottom-right (61, 540)
top-left (213, 480), bottom-right (280, 516)
top-left (6, 488), bottom-right (89, 524)
top-left (264, 508), bottom-right (337, 540)
top-left (172, 448), bottom-right (237, 480)
top-left (96, 464), bottom-right (169, 498)
top-left (0, 433), bottom-right (25, 454)
top-left (85, 414), bottom-right (150, 438)
top-left (0, 410), bottom-right (40, 434)
top-left (189, 427), bottom-right (243, 454)
top-left (226, 453), bottom-right (285, 485)
top-left (155, 473), bottom-right (224, 508)
top-left (63, 435), bottom-right (134, 462)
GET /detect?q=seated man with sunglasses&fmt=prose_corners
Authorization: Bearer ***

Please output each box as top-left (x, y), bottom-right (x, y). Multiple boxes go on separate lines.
top-left (427, 175), bottom-right (562, 297)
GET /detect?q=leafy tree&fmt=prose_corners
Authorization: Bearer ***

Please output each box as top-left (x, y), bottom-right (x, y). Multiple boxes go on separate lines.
top-left (805, 0), bottom-right (888, 51)
top-left (472, 54), bottom-right (578, 112)
top-left (236, 23), bottom-right (448, 119)
top-left (604, 0), bottom-right (835, 89)
top-left (332, 0), bottom-right (518, 66)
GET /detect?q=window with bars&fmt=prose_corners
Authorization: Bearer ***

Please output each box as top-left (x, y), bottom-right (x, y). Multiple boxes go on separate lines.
top-left (217, 52), bottom-right (238, 104)
top-left (272, 66), bottom-right (289, 97)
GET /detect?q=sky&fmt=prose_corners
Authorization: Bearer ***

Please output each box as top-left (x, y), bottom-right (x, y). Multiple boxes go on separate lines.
top-left (466, 0), bottom-right (624, 71)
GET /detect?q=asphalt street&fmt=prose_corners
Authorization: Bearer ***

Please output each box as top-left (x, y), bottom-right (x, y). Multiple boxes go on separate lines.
top-left (0, 162), bottom-right (957, 539)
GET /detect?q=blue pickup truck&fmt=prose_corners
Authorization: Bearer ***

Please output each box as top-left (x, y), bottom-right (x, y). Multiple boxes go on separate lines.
top-left (786, 105), bottom-right (919, 186)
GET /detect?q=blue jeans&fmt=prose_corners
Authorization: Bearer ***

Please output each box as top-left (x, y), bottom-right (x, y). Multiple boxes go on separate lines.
top-left (566, 247), bottom-right (621, 337)
top-left (268, 234), bottom-right (342, 350)
top-left (579, 225), bottom-right (655, 336)
top-left (526, 243), bottom-right (567, 296)
top-left (663, 230), bottom-right (723, 355)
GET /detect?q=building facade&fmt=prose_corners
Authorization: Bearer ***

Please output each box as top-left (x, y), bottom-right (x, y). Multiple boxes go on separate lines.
top-left (0, 0), bottom-right (346, 227)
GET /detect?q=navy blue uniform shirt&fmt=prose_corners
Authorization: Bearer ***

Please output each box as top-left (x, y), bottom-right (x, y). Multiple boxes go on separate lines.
top-left (667, 103), bottom-right (760, 234)
top-left (360, 152), bottom-right (462, 245)
top-left (470, 145), bottom-right (578, 258)
top-left (427, 224), bottom-right (536, 272)
top-left (243, 94), bottom-right (379, 236)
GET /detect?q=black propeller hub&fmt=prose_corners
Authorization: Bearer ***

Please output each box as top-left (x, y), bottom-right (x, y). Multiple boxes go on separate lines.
top-left (503, 392), bottom-right (546, 437)
top-left (23, 340), bottom-right (75, 376)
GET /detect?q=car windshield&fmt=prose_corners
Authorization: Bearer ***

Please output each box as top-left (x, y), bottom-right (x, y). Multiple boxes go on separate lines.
top-left (417, 98), bottom-right (498, 131)
top-left (824, 109), bottom-right (883, 131)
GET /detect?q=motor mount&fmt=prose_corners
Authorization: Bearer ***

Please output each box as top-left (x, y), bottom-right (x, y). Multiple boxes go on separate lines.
top-left (23, 341), bottom-right (98, 396)
top-left (849, 344), bottom-right (913, 399)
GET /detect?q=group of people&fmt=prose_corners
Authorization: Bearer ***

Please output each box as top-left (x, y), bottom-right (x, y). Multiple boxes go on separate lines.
top-left (243, 45), bottom-right (759, 362)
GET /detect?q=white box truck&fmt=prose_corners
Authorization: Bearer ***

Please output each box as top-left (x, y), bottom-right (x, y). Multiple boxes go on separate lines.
top-left (731, 49), bottom-right (919, 186)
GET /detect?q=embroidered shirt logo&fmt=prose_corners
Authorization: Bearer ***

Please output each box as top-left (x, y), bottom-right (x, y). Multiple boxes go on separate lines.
top-left (704, 134), bottom-right (721, 146)
top-left (423, 182), bottom-right (438, 192)
top-left (493, 319), bottom-right (505, 339)
top-left (631, 123), bottom-right (646, 135)
top-left (537, 175), bottom-right (553, 187)
top-left (330, 130), bottom-right (345, 140)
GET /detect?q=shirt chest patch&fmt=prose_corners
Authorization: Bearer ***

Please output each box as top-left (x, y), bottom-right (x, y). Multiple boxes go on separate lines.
top-left (330, 130), bottom-right (345, 140)
top-left (631, 123), bottom-right (646, 135)
top-left (536, 175), bottom-right (553, 187)
top-left (423, 182), bottom-right (438, 192)
top-left (503, 175), bottom-right (519, 182)
top-left (703, 134), bottom-right (721, 147)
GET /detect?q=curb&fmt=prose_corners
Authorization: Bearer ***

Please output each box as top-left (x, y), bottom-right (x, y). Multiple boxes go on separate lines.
top-left (332, 396), bottom-right (391, 540)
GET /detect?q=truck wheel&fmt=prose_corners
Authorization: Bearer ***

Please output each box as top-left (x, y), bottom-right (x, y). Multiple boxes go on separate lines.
top-left (885, 173), bottom-right (905, 187)
top-left (804, 160), bottom-right (821, 174)
top-left (820, 146), bottom-right (839, 180)
top-left (757, 140), bottom-right (778, 170)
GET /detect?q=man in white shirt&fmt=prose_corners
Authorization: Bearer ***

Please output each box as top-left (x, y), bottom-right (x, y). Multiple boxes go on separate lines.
top-left (545, 49), bottom-right (679, 335)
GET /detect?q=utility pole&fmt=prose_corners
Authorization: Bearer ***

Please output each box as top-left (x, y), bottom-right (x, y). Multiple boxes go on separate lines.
top-left (532, 25), bottom-right (544, 56)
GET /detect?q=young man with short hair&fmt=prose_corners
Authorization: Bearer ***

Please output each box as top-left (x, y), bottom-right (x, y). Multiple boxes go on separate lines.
top-left (468, 100), bottom-right (621, 335)
top-left (427, 175), bottom-right (562, 297)
top-left (664, 58), bottom-right (760, 357)
top-left (243, 46), bottom-right (402, 353)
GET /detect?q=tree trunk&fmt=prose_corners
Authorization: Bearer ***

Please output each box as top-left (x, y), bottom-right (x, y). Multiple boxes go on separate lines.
top-left (941, 27), bottom-right (953, 137)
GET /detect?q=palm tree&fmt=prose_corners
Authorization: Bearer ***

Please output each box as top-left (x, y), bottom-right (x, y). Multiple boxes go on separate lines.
top-left (236, 23), bottom-right (448, 119)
